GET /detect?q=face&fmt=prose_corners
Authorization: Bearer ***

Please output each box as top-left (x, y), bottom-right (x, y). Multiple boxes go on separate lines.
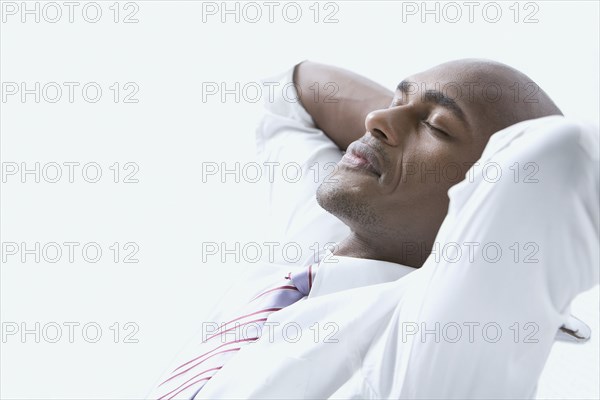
top-left (317, 62), bottom-right (507, 251)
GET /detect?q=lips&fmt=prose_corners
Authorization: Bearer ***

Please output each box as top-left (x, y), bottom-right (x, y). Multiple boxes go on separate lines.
top-left (342, 141), bottom-right (383, 177)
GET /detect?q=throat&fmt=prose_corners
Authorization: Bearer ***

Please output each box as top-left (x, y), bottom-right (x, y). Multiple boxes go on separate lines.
top-left (333, 233), bottom-right (426, 268)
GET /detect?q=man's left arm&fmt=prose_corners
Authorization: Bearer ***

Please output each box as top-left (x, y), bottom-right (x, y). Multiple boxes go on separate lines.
top-left (365, 117), bottom-right (599, 398)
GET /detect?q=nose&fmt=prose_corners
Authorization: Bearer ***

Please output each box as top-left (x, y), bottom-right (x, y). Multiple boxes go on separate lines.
top-left (365, 108), bottom-right (401, 146)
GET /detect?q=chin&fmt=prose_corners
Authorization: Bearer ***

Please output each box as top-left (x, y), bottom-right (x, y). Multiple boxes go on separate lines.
top-left (316, 175), bottom-right (381, 229)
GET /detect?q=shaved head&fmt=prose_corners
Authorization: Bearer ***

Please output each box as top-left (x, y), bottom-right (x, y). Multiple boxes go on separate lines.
top-left (420, 58), bottom-right (563, 135)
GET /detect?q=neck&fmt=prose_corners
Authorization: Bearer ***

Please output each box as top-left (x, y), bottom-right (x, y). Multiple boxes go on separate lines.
top-left (333, 232), bottom-right (428, 268)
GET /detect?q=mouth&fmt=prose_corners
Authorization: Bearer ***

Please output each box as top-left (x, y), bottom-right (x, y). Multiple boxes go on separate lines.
top-left (340, 142), bottom-right (383, 177)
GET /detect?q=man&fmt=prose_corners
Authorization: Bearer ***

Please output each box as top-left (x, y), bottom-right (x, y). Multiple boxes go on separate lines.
top-left (149, 59), bottom-right (599, 399)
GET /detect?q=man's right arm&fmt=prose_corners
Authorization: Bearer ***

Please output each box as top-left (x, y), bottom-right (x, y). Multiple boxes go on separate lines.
top-left (293, 61), bottom-right (393, 151)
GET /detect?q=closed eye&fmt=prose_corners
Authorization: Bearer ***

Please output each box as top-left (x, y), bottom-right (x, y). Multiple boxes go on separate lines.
top-left (422, 121), bottom-right (450, 137)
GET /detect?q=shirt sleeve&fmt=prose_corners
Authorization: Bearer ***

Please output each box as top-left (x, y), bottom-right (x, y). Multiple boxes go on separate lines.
top-left (255, 65), bottom-right (350, 266)
top-left (367, 116), bottom-right (600, 399)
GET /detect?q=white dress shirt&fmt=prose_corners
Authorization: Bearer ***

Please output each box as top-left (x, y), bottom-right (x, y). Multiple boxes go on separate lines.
top-left (150, 67), bottom-right (599, 399)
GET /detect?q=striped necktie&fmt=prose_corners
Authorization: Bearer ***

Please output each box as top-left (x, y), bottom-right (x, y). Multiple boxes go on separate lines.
top-left (153, 263), bottom-right (319, 400)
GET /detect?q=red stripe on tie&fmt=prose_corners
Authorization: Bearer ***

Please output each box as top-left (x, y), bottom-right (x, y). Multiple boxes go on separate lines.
top-left (158, 367), bottom-right (222, 400)
top-left (251, 285), bottom-right (299, 301)
top-left (171, 337), bottom-right (257, 373)
top-left (221, 307), bottom-right (282, 329)
top-left (162, 348), bottom-right (241, 386)
top-left (205, 317), bottom-right (268, 342)
top-left (166, 376), bottom-right (213, 400)
top-left (308, 264), bottom-right (313, 291)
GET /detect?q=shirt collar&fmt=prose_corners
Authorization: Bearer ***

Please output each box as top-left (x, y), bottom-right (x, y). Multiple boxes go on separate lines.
top-left (307, 250), bottom-right (416, 298)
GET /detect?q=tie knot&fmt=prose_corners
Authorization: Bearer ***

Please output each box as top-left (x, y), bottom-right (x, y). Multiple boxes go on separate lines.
top-left (289, 263), bottom-right (317, 296)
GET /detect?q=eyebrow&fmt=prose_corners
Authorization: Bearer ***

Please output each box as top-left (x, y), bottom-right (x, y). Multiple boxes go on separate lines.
top-left (397, 80), bottom-right (468, 125)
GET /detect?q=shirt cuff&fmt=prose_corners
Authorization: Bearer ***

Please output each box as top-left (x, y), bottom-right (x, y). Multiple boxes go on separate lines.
top-left (259, 63), bottom-right (316, 129)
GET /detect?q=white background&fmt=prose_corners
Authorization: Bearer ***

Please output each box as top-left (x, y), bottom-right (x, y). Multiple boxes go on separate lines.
top-left (1, 0), bottom-right (598, 398)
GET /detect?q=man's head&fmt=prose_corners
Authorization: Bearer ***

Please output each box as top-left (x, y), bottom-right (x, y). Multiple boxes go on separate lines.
top-left (316, 58), bottom-right (562, 267)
